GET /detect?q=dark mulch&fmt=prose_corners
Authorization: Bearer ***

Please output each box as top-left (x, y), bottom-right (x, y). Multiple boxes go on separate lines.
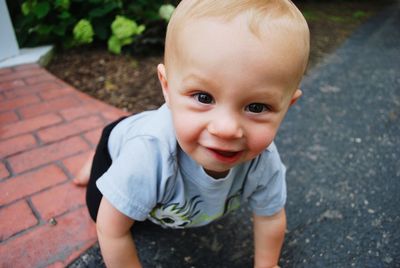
top-left (46, 1), bottom-right (390, 113)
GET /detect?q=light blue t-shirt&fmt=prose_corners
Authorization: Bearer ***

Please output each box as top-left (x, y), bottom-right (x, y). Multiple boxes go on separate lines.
top-left (96, 104), bottom-right (286, 228)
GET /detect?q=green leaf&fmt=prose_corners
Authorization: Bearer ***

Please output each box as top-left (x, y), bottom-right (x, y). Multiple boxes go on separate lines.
top-left (108, 35), bottom-right (122, 54)
top-left (73, 19), bottom-right (94, 44)
top-left (120, 37), bottom-right (133, 46)
top-left (55, 0), bottom-right (70, 10)
top-left (89, 3), bottom-right (119, 19)
top-left (111, 15), bottom-right (145, 40)
top-left (159, 4), bottom-right (175, 22)
top-left (136, 25), bottom-right (145, 35)
top-left (111, 15), bottom-right (136, 39)
top-left (32, 2), bottom-right (50, 19)
top-left (35, 24), bottom-right (53, 35)
top-left (58, 11), bottom-right (71, 19)
top-left (21, 2), bottom-right (31, 16)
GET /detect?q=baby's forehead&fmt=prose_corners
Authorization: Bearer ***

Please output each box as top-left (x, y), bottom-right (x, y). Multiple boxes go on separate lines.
top-left (164, 1), bottom-right (310, 81)
top-left (170, 22), bottom-right (300, 89)
top-left (167, 15), bottom-right (308, 69)
top-left (181, 14), bottom-right (302, 43)
top-left (167, 9), bottom-right (309, 53)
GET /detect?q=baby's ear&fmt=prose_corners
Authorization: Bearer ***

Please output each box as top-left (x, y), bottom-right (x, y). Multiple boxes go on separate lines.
top-left (289, 89), bottom-right (302, 106)
top-left (157, 64), bottom-right (170, 105)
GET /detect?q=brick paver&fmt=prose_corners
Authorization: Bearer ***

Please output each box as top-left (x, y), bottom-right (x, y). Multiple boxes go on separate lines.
top-left (0, 111), bottom-right (19, 125)
top-left (0, 133), bottom-right (37, 158)
top-left (0, 200), bottom-right (38, 241)
top-left (0, 64), bottom-right (127, 267)
top-left (0, 162), bottom-right (10, 179)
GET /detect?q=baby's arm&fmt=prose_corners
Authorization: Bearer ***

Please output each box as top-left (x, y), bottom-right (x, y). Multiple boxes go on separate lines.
top-left (253, 208), bottom-right (286, 268)
top-left (96, 197), bottom-right (142, 268)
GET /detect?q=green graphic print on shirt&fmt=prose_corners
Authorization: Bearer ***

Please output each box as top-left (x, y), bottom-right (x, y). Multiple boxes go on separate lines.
top-left (148, 195), bottom-right (202, 228)
top-left (148, 189), bottom-right (243, 228)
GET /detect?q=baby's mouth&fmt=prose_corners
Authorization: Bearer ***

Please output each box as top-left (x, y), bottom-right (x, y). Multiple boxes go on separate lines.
top-left (207, 147), bottom-right (243, 163)
top-left (212, 149), bottom-right (239, 158)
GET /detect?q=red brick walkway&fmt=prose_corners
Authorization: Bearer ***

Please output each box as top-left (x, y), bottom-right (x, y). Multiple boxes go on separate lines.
top-left (0, 64), bottom-right (127, 267)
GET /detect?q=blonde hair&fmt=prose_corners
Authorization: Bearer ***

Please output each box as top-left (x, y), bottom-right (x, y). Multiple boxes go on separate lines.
top-left (165, 0), bottom-right (310, 78)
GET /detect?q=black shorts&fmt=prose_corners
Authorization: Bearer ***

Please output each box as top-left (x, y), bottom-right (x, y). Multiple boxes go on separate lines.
top-left (86, 116), bottom-right (171, 233)
top-left (85, 116), bottom-right (127, 222)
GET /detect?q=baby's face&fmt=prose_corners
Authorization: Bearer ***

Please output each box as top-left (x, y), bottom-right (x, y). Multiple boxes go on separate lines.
top-left (159, 15), bottom-right (303, 177)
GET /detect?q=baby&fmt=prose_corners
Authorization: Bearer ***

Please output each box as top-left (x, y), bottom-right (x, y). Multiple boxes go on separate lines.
top-left (75, 0), bottom-right (309, 267)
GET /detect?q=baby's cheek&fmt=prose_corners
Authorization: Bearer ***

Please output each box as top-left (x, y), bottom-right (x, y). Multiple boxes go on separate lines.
top-left (174, 117), bottom-right (198, 143)
top-left (248, 133), bottom-right (275, 156)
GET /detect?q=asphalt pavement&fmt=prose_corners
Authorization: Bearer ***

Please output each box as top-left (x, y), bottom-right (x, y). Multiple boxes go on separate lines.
top-left (69, 2), bottom-right (400, 267)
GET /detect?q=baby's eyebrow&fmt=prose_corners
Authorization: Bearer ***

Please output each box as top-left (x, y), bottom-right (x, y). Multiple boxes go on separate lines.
top-left (181, 73), bottom-right (217, 89)
top-left (182, 73), bottom-right (206, 83)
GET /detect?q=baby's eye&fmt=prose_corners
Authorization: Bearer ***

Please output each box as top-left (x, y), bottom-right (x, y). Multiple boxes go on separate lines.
top-left (245, 103), bottom-right (269, 113)
top-left (193, 92), bottom-right (214, 104)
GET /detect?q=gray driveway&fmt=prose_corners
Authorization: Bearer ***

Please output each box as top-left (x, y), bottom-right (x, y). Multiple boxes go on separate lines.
top-left (278, 1), bottom-right (400, 267)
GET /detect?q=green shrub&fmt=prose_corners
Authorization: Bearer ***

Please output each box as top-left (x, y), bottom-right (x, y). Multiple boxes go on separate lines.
top-left (73, 19), bottom-right (94, 45)
top-left (7, 0), bottom-right (177, 54)
top-left (159, 4), bottom-right (175, 22)
top-left (108, 15), bottom-right (145, 54)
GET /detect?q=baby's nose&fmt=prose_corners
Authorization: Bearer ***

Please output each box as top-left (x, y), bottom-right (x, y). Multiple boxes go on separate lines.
top-left (207, 113), bottom-right (243, 139)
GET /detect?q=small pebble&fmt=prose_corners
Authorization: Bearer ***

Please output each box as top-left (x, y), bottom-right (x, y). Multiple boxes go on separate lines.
top-left (368, 209), bottom-right (375, 214)
top-left (49, 218), bottom-right (57, 225)
top-left (383, 256), bottom-right (393, 264)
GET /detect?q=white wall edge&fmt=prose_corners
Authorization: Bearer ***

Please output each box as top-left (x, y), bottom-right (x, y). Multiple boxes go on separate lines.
top-left (0, 45), bottom-right (54, 69)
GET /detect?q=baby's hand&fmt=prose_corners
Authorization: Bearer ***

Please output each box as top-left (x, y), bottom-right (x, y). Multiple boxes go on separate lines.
top-left (72, 153), bottom-right (94, 186)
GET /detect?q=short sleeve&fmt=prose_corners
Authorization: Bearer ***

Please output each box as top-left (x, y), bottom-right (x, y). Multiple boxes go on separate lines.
top-left (96, 136), bottom-right (171, 221)
top-left (248, 146), bottom-right (287, 216)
